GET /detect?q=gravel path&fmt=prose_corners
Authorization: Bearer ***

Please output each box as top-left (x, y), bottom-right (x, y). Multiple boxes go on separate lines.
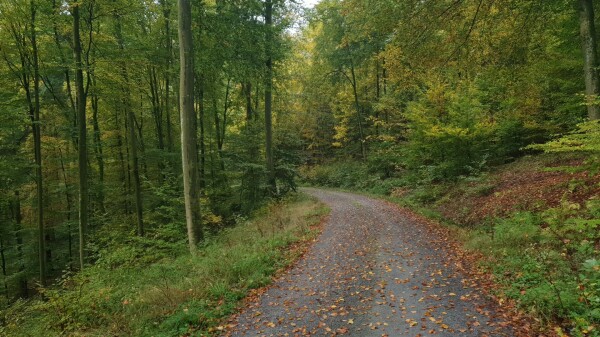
top-left (226, 188), bottom-right (512, 336)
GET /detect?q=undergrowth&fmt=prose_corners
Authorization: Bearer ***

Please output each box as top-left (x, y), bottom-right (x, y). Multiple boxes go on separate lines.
top-left (466, 205), bottom-right (600, 337)
top-left (0, 194), bottom-right (328, 337)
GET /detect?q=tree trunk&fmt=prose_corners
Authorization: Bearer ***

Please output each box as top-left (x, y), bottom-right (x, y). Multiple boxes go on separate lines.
top-left (128, 106), bottom-right (144, 236)
top-left (382, 58), bottom-right (388, 123)
top-left (349, 61), bottom-right (366, 160)
top-left (90, 74), bottom-right (105, 213)
top-left (244, 82), bottom-right (253, 122)
top-left (31, 0), bottom-right (46, 285)
top-left (12, 192), bottom-right (27, 298)
top-left (149, 66), bottom-right (166, 181)
top-left (264, 0), bottom-right (277, 194)
top-left (214, 95), bottom-right (223, 154)
top-left (197, 78), bottom-right (206, 189)
top-left (0, 236), bottom-right (8, 299)
top-left (178, 0), bottom-right (203, 252)
top-left (254, 81), bottom-right (260, 114)
top-left (114, 11), bottom-right (145, 237)
top-left (150, 67), bottom-right (166, 154)
top-left (375, 59), bottom-right (380, 136)
top-left (221, 80), bottom-right (230, 152)
top-left (125, 120), bottom-right (132, 214)
top-left (579, 0), bottom-right (600, 120)
top-left (72, 1), bottom-right (88, 270)
top-left (51, 0), bottom-right (78, 145)
top-left (115, 109), bottom-right (128, 212)
top-left (58, 148), bottom-right (74, 269)
top-left (213, 80), bottom-right (229, 173)
top-left (161, 0), bottom-right (174, 153)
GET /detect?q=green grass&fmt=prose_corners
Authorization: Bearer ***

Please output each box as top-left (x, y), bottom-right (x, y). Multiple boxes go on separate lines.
top-left (463, 209), bottom-right (600, 337)
top-left (0, 193), bottom-right (328, 337)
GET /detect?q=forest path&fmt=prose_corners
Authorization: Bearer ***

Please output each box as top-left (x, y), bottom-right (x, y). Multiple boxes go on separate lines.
top-left (226, 188), bottom-right (511, 336)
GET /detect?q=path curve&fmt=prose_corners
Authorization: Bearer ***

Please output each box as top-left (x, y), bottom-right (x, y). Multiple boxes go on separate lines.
top-left (226, 188), bottom-right (511, 336)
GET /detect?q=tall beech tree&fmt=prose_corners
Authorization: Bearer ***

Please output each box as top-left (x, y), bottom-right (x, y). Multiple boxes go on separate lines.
top-left (264, 0), bottom-right (277, 194)
top-left (113, 8), bottom-right (144, 237)
top-left (72, 0), bottom-right (88, 269)
top-left (29, 0), bottom-right (45, 285)
top-left (178, 0), bottom-right (203, 251)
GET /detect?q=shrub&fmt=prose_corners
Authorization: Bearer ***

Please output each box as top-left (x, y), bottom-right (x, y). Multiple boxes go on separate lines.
top-left (468, 205), bottom-right (600, 336)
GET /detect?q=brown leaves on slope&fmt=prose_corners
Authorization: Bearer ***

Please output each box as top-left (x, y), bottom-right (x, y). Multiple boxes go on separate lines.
top-left (438, 157), bottom-right (600, 226)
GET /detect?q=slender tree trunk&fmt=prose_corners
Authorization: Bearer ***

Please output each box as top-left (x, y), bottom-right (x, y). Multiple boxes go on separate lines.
top-left (128, 106), bottom-right (144, 236)
top-left (254, 81), bottom-right (260, 114)
top-left (150, 67), bottom-right (166, 181)
top-left (197, 79), bottom-right (206, 189)
top-left (212, 98), bottom-right (222, 165)
top-left (115, 110), bottom-right (128, 211)
top-left (72, 1), bottom-right (88, 270)
top-left (264, 0), bottom-right (277, 194)
top-left (376, 60), bottom-right (381, 100)
top-left (162, 0), bottom-right (174, 152)
top-left (375, 59), bottom-right (380, 136)
top-left (150, 67), bottom-right (166, 153)
top-left (125, 121), bottom-right (132, 214)
top-left (579, 0), bottom-right (600, 120)
top-left (51, 0), bottom-right (78, 143)
top-left (10, 192), bottom-right (27, 298)
top-left (178, 0), bottom-right (203, 252)
top-left (58, 148), bottom-right (74, 268)
top-left (31, 0), bottom-right (46, 285)
top-left (244, 82), bottom-right (253, 122)
top-left (90, 74), bottom-right (105, 213)
top-left (0, 236), bottom-right (8, 299)
top-left (82, 8), bottom-right (103, 214)
top-left (114, 10), bottom-right (144, 236)
top-left (221, 79), bottom-right (230, 152)
top-left (213, 80), bottom-right (229, 172)
top-left (382, 58), bottom-right (388, 123)
top-left (349, 61), bottom-right (366, 160)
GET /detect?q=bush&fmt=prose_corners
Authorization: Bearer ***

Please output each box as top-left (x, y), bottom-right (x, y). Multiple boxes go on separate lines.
top-left (300, 161), bottom-right (371, 189)
top-left (529, 120), bottom-right (600, 173)
top-left (468, 204), bottom-right (600, 336)
top-left (401, 81), bottom-right (496, 181)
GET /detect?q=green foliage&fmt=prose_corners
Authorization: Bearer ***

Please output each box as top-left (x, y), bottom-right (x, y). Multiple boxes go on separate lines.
top-left (300, 161), bottom-right (371, 189)
top-left (400, 80), bottom-right (555, 182)
top-left (529, 120), bottom-right (600, 174)
top-left (274, 127), bottom-right (305, 193)
top-left (293, 0), bottom-right (587, 185)
top-left (467, 203), bottom-right (600, 336)
top-left (366, 142), bottom-right (404, 179)
top-left (300, 160), bottom-right (411, 196)
top-left (529, 121), bottom-right (600, 154)
top-left (0, 194), bottom-right (327, 337)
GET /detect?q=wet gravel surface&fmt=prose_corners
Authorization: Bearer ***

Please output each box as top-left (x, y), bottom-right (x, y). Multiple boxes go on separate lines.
top-left (226, 189), bottom-right (512, 336)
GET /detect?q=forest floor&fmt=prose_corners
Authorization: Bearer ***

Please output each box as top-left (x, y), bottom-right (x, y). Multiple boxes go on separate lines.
top-left (412, 154), bottom-right (600, 226)
top-left (225, 189), bottom-right (530, 337)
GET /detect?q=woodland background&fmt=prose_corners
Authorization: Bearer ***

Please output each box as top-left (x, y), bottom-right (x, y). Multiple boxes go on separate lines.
top-left (1, 0), bottom-right (600, 336)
